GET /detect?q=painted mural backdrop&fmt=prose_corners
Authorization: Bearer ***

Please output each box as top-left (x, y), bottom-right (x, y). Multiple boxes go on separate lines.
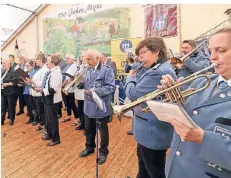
top-left (43, 5), bottom-right (130, 58)
top-left (145, 4), bottom-right (177, 38)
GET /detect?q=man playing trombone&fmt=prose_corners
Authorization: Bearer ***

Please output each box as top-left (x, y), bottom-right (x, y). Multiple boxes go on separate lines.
top-left (177, 40), bottom-right (211, 89)
top-left (160, 26), bottom-right (231, 178)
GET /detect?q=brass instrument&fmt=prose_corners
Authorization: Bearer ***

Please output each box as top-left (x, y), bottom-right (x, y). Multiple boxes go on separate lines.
top-left (113, 63), bottom-right (217, 120)
top-left (62, 64), bottom-right (89, 95)
top-left (171, 40), bottom-right (207, 69)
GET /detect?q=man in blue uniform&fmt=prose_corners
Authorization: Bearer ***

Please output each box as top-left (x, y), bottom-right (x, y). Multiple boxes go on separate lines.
top-left (79, 49), bottom-right (115, 165)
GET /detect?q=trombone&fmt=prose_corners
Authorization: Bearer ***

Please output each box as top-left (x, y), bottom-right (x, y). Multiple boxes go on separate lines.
top-left (170, 40), bottom-right (207, 69)
top-left (113, 63), bottom-right (217, 120)
top-left (62, 64), bottom-right (89, 95)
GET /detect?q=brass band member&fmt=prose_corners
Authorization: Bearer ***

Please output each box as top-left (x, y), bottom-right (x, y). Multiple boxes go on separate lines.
top-left (75, 51), bottom-right (87, 130)
top-left (161, 26), bottom-right (231, 178)
top-left (79, 49), bottom-right (115, 165)
top-left (61, 54), bottom-right (79, 125)
top-left (124, 37), bottom-right (177, 178)
top-left (1, 58), bottom-right (18, 126)
top-left (178, 40), bottom-right (211, 89)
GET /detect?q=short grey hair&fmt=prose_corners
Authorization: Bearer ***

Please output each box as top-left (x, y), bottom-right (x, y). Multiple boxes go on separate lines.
top-left (86, 49), bottom-right (99, 59)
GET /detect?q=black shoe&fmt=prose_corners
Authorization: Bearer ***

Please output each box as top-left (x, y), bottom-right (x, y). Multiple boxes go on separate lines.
top-left (76, 125), bottom-right (84, 130)
top-left (98, 155), bottom-right (107, 165)
top-left (127, 130), bottom-right (133, 135)
top-left (47, 141), bottom-right (60, 146)
top-left (32, 121), bottom-right (38, 126)
top-left (16, 111), bottom-right (24, 116)
top-left (79, 149), bottom-right (94, 157)
top-left (9, 121), bottom-right (14, 126)
top-left (108, 116), bottom-right (113, 123)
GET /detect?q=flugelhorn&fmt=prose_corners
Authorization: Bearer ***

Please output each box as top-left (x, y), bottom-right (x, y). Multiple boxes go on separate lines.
top-left (62, 64), bottom-right (89, 95)
top-left (113, 63), bottom-right (217, 120)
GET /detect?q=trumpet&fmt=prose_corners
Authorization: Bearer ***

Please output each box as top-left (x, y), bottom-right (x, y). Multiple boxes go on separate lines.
top-left (62, 64), bottom-right (89, 95)
top-left (113, 63), bottom-right (217, 120)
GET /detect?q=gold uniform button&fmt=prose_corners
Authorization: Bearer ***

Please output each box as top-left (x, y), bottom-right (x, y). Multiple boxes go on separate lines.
top-left (193, 110), bottom-right (198, 115)
top-left (176, 151), bottom-right (181, 156)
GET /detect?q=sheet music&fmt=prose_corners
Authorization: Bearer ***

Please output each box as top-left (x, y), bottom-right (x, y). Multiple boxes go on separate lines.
top-left (90, 88), bottom-right (106, 112)
top-left (146, 101), bottom-right (197, 128)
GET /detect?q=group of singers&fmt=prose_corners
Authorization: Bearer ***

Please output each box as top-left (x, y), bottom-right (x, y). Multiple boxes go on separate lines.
top-left (1, 25), bottom-right (231, 177)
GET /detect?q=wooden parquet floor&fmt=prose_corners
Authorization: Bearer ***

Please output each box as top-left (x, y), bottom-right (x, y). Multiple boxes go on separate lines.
top-left (1, 111), bottom-right (138, 178)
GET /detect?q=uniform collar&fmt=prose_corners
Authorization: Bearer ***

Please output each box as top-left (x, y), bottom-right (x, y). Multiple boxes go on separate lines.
top-left (93, 61), bottom-right (100, 71)
top-left (104, 59), bottom-right (108, 65)
top-left (217, 75), bottom-right (231, 87)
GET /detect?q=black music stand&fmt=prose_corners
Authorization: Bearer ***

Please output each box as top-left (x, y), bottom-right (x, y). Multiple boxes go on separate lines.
top-left (91, 89), bottom-right (106, 178)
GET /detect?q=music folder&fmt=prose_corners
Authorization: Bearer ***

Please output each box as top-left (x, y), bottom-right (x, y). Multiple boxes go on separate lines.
top-left (12, 68), bottom-right (29, 81)
top-left (146, 100), bottom-right (197, 129)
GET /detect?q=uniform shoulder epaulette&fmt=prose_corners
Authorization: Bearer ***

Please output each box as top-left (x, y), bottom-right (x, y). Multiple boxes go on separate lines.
top-left (103, 64), bottom-right (111, 68)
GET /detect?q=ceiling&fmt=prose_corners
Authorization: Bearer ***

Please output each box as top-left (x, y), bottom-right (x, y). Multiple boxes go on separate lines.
top-left (0, 4), bottom-right (41, 46)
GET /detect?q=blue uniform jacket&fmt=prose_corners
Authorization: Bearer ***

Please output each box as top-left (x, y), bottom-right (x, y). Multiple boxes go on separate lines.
top-left (178, 52), bottom-right (211, 90)
top-left (166, 74), bottom-right (231, 178)
top-left (124, 61), bottom-right (177, 150)
top-left (84, 62), bottom-right (115, 118)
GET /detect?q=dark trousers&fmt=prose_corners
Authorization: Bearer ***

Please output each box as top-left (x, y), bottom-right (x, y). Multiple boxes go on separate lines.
top-left (1, 94), bottom-right (17, 123)
top-left (61, 91), bottom-right (67, 108)
top-left (85, 115), bottom-right (109, 156)
top-left (137, 144), bottom-right (166, 178)
top-left (44, 103), bottom-right (60, 142)
top-left (78, 100), bottom-right (84, 127)
top-left (17, 87), bottom-right (26, 112)
top-left (34, 97), bottom-right (45, 126)
top-left (24, 95), bottom-right (36, 122)
top-left (66, 93), bottom-right (79, 118)
top-left (57, 102), bottom-right (62, 117)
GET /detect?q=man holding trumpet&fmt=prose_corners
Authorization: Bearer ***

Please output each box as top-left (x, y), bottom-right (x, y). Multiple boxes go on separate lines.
top-left (159, 26), bottom-right (231, 178)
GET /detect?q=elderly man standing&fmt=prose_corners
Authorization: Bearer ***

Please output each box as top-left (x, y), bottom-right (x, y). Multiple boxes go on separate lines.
top-left (79, 50), bottom-right (115, 165)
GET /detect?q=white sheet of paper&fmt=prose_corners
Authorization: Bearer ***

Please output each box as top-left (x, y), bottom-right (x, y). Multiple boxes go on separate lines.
top-left (146, 100), bottom-right (197, 128)
top-left (90, 89), bottom-right (106, 112)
